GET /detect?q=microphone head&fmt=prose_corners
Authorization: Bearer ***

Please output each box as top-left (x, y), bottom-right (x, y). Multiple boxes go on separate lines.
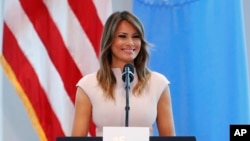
top-left (122, 63), bottom-right (134, 83)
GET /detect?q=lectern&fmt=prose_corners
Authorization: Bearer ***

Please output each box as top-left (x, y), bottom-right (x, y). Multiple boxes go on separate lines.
top-left (56, 136), bottom-right (196, 141)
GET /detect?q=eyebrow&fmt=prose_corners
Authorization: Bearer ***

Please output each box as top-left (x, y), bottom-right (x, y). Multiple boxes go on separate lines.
top-left (117, 32), bottom-right (140, 35)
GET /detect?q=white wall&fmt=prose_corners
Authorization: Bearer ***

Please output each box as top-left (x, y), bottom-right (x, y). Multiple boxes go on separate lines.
top-left (112, 0), bottom-right (132, 12)
top-left (2, 76), bottom-right (40, 140)
top-left (0, 0), bottom-right (4, 140)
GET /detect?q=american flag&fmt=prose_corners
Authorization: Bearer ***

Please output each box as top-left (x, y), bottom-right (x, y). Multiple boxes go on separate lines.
top-left (1, 0), bottom-right (111, 140)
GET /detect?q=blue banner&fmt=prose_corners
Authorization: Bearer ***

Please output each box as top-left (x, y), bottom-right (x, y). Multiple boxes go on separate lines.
top-left (133, 0), bottom-right (250, 141)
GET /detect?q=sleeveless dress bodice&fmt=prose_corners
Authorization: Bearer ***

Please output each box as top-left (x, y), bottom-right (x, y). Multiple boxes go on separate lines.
top-left (76, 68), bottom-right (169, 136)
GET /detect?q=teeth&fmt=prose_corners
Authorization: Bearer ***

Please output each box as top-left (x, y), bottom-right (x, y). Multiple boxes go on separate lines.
top-left (123, 49), bottom-right (134, 53)
top-left (123, 49), bottom-right (134, 51)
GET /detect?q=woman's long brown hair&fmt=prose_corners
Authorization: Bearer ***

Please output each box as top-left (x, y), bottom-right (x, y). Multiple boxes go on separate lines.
top-left (97, 11), bottom-right (151, 99)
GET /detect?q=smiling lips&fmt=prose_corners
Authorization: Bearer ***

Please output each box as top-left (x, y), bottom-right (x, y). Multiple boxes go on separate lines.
top-left (122, 48), bottom-right (135, 54)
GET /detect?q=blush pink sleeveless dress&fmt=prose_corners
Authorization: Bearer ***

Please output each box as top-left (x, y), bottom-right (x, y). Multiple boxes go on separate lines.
top-left (76, 68), bottom-right (169, 136)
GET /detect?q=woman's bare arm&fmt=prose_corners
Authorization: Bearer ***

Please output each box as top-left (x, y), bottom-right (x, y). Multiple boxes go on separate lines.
top-left (71, 87), bottom-right (92, 136)
top-left (157, 86), bottom-right (175, 136)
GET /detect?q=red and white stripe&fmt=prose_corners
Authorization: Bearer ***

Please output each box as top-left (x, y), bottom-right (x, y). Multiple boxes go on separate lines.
top-left (2, 0), bottom-right (111, 140)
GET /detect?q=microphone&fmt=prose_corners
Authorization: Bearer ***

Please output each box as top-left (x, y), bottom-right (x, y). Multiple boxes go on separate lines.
top-left (122, 63), bottom-right (134, 84)
top-left (122, 63), bottom-right (134, 127)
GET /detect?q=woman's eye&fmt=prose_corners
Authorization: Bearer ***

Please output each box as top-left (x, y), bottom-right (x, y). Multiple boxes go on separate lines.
top-left (118, 35), bottom-right (126, 38)
top-left (133, 35), bottom-right (140, 38)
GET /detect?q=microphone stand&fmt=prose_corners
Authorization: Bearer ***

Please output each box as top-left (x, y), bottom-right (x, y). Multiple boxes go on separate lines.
top-left (125, 68), bottom-right (131, 127)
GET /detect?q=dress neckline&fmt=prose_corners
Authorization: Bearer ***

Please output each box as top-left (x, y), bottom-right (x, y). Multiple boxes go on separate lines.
top-left (111, 68), bottom-right (137, 89)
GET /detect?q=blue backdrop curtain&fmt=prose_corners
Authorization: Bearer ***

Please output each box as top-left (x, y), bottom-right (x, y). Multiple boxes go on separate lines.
top-left (133, 0), bottom-right (250, 141)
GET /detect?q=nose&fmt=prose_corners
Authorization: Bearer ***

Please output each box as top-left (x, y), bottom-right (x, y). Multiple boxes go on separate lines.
top-left (127, 37), bottom-right (135, 46)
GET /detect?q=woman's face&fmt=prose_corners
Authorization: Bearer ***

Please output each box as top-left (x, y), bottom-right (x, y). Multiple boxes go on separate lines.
top-left (111, 20), bottom-right (141, 68)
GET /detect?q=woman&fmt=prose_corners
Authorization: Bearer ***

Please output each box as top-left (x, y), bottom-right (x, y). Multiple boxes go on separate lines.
top-left (71, 11), bottom-right (175, 136)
